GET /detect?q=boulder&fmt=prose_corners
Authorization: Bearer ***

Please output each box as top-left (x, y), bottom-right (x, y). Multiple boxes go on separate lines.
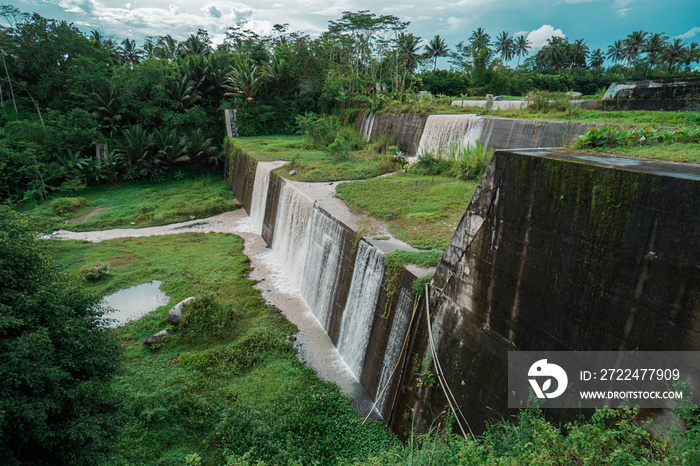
top-left (166, 297), bottom-right (196, 325)
top-left (289, 170), bottom-right (297, 176)
top-left (566, 91), bottom-right (583, 99)
top-left (144, 329), bottom-right (168, 346)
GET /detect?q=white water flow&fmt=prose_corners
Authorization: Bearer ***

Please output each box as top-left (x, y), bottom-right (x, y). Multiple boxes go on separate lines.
top-left (300, 208), bottom-right (347, 331)
top-left (249, 163), bottom-right (273, 235)
top-left (337, 241), bottom-right (385, 379)
top-left (270, 182), bottom-right (315, 292)
top-left (361, 113), bottom-right (376, 142)
top-left (417, 114), bottom-right (480, 157)
top-left (376, 287), bottom-right (413, 414)
top-left (462, 115), bottom-right (485, 148)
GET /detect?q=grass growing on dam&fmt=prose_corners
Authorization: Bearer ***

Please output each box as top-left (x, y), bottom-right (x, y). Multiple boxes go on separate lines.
top-left (231, 135), bottom-right (399, 182)
top-left (336, 173), bottom-right (478, 250)
top-left (48, 233), bottom-right (399, 465)
top-left (21, 172), bottom-right (239, 233)
top-left (578, 142), bottom-right (700, 164)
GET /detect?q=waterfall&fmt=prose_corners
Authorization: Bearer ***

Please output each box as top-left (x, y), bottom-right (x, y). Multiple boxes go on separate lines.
top-left (376, 287), bottom-right (413, 414)
top-left (249, 163), bottom-right (273, 235)
top-left (300, 208), bottom-right (347, 330)
top-left (270, 182), bottom-right (315, 291)
top-left (417, 114), bottom-right (481, 157)
top-left (462, 116), bottom-right (485, 148)
top-left (361, 113), bottom-right (376, 142)
top-left (337, 241), bottom-right (385, 379)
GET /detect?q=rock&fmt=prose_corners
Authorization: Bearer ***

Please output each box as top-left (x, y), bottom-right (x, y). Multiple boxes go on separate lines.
top-left (166, 297), bottom-right (196, 325)
top-left (144, 329), bottom-right (168, 346)
top-left (494, 95), bottom-right (503, 101)
top-left (567, 91), bottom-right (583, 99)
top-left (485, 94), bottom-right (495, 101)
top-left (289, 170), bottom-right (297, 176)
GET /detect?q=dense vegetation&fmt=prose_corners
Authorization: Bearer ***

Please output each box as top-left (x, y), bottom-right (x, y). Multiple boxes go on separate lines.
top-left (1, 5), bottom-right (699, 205)
top-left (0, 207), bottom-right (121, 464)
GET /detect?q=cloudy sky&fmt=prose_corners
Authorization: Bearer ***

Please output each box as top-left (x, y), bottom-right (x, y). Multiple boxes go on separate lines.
top-left (9, 0), bottom-right (700, 58)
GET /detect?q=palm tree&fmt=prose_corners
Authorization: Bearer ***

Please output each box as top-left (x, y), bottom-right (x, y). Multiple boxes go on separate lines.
top-left (150, 128), bottom-right (189, 165)
top-left (184, 128), bottom-right (218, 166)
top-left (90, 86), bottom-right (126, 137)
top-left (570, 39), bottom-right (589, 68)
top-left (224, 56), bottom-right (267, 101)
top-left (607, 40), bottom-right (625, 65)
top-left (116, 126), bottom-right (152, 164)
top-left (181, 35), bottom-right (210, 57)
top-left (396, 32), bottom-right (421, 74)
top-left (541, 36), bottom-right (569, 71)
top-left (203, 52), bottom-right (234, 97)
top-left (469, 27), bottom-right (491, 51)
top-left (166, 75), bottom-right (200, 109)
top-left (118, 38), bottom-right (144, 66)
top-left (622, 30), bottom-right (648, 66)
top-left (424, 35), bottom-right (450, 71)
top-left (515, 35), bottom-right (531, 67)
top-left (494, 31), bottom-right (515, 65)
top-left (155, 35), bottom-right (180, 61)
top-left (642, 32), bottom-right (668, 76)
top-left (681, 42), bottom-right (700, 71)
top-left (589, 49), bottom-right (604, 68)
top-left (664, 38), bottom-right (686, 73)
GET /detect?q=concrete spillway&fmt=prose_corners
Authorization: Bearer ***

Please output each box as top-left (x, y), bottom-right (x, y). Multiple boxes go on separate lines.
top-left (356, 111), bottom-right (602, 156)
top-left (232, 115), bottom-right (700, 438)
top-left (230, 153), bottom-right (419, 423)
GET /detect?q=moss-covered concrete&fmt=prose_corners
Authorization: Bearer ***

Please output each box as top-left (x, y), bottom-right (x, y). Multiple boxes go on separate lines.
top-left (395, 149), bottom-right (700, 434)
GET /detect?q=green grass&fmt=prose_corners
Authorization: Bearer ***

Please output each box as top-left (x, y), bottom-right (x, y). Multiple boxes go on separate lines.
top-left (376, 101), bottom-right (693, 127)
top-left (21, 173), bottom-right (240, 232)
top-left (231, 136), bottom-right (399, 182)
top-left (336, 173), bottom-right (478, 250)
top-left (575, 142), bottom-right (700, 164)
top-left (48, 234), bottom-right (399, 465)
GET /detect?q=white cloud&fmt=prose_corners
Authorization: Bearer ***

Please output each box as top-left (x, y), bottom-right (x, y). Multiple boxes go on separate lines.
top-left (445, 16), bottom-right (466, 30)
top-left (526, 24), bottom-right (565, 49)
top-left (678, 27), bottom-right (700, 40)
top-left (614, 0), bottom-right (634, 16)
top-left (56, 0), bottom-right (98, 14)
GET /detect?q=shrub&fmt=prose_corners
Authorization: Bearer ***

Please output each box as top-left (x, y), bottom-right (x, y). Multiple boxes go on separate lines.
top-left (50, 196), bottom-right (86, 214)
top-left (326, 136), bottom-right (351, 162)
top-left (295, 113), bottom-right (339, 147)
top-left (526, 91), bottom-right (569, 113)
top-left (457, 140), bottom-right (493, 181)
top-left (80, 262), bottom-right (111, 281)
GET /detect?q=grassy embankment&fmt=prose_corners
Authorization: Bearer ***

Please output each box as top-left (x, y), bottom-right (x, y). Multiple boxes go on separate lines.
top-left (50, 233), bottom-right (399, 465)
top-left (21, 172), bottom-right (239, 232)
top-left (336, 174), bottom-right (477, 251)
top-left (232, 135), bottom-right (399, 182)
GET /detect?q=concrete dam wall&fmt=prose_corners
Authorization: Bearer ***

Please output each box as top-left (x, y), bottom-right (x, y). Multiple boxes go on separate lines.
top-left (229, 152), bottom-right (420, 422)
top-left (229, 115), bottom-right (700, 438)
top-left (354, 112), bottom-right (601, 156)
top-left (392, 149), bottom-right (700, 435)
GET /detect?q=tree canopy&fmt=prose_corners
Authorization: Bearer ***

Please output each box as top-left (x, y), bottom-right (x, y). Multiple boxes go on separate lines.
top-left (0, 207), bottom-right (121, 464)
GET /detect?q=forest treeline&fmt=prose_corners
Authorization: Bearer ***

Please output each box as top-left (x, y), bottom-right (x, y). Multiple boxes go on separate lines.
top-left (0, 5), bottom-right (698, 204)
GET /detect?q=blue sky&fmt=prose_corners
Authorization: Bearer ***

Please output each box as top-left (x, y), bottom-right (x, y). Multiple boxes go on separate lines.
top-left (8, 0), bottom-right (700, 60)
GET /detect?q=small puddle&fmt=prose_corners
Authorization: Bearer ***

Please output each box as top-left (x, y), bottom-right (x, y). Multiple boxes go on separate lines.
top-left (101, 280), bottom-right (169, 327)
